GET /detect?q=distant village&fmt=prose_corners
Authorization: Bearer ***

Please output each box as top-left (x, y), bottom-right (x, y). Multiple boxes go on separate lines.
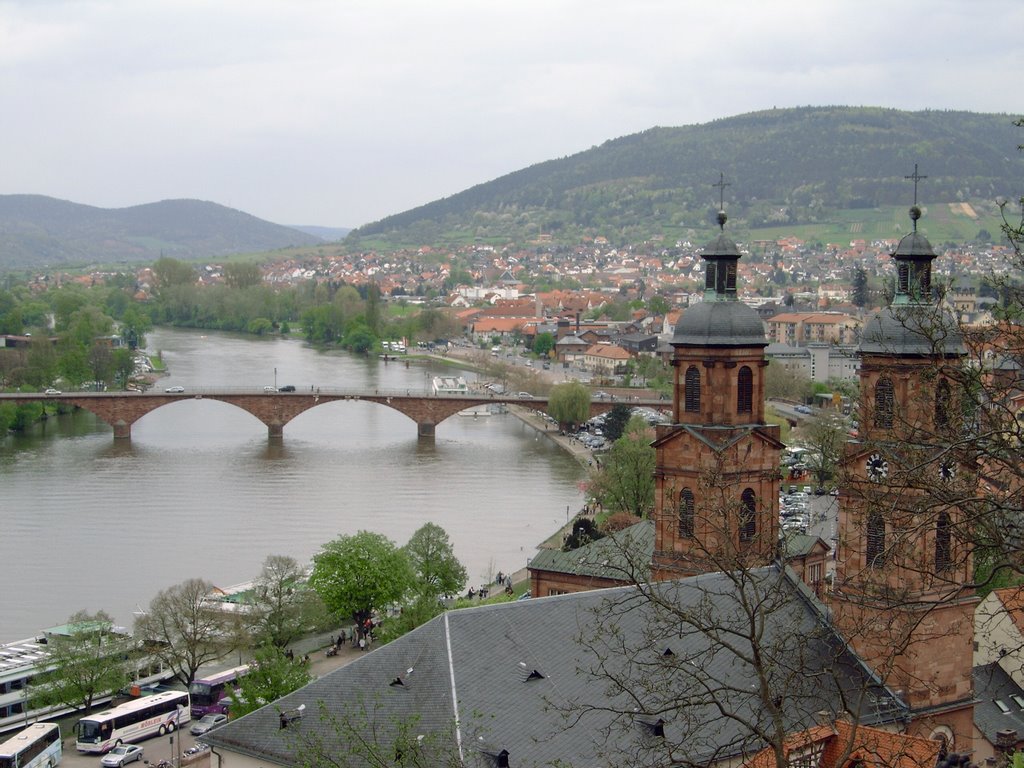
top-left (24, 228), bottom-right (1013, 387)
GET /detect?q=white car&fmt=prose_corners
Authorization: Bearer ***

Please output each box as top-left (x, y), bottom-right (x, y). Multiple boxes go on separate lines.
top-left (44, 388), bottom-right (62, 395)
top-left (100, 744), bottom-right (144, 767)
top-left (165, 386), bottom-right (185, 393)
top-left (263, 385), bottom-right (278, 392)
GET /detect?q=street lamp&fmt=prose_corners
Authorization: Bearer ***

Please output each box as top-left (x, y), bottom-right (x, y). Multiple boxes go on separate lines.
top-left (274, 367), bottom-right (277, 390)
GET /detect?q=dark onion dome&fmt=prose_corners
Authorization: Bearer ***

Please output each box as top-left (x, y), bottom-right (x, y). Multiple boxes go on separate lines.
top-left (672, 210), bottom-right (766, 348)
top-left (859, 202), bottom-right (964, 357)
top-left (859, 303), bottom-right (964, 357)
top-left (672, 301), bottom-right (767, 347)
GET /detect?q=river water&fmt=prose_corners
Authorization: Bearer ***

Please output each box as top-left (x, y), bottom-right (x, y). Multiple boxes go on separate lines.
top-left (0, 328), bottom-right (585, 639)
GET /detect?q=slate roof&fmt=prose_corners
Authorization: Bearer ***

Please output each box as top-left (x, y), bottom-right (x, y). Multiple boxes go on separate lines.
top-left (672, 300), bottom-right (767, 348)
top-left (859, 304), bottom-right (964, 357)
top-left (528, 519), bottom-right (654, 582)
top-left (205, 566), bottom-right (906, 768)
top-left (973, 662), bottom-right (1024, 746)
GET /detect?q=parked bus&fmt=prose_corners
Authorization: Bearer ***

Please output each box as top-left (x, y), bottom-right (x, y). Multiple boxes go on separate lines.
top-left (188, 665), bottom-right (249, 718)
top-left (0, 723), bottom-right (62, 768)
top-left (75, 691), bottom-right (190, 754)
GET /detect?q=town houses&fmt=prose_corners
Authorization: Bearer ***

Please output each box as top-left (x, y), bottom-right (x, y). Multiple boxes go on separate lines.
top-left (204, 190), bottom-right (1020, 767)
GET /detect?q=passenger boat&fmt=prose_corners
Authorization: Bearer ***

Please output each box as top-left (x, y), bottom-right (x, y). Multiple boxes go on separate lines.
top-left (0, 625), bottom-right (173, 734)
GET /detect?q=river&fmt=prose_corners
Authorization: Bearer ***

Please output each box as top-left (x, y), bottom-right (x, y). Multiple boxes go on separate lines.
top-left (0, 328), bottom-right (586, 640)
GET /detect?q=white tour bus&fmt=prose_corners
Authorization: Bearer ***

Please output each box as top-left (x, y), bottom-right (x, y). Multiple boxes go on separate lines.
top-left (75, 691), bottom-right (190, 754)
top-left (0, 723), bottom-right (62, 768)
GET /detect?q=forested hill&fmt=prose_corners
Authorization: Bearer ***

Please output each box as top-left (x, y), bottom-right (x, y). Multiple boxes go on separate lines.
top-left (349, 106), bottom-right (1023, 247)
top-left (0, 196), bottom-right (323, 269)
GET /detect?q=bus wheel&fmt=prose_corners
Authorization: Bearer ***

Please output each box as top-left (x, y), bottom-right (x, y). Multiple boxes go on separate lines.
top-left (167, 722), bottom-right (176, 733)
top-left (158, 725), bottom-right (167, 736)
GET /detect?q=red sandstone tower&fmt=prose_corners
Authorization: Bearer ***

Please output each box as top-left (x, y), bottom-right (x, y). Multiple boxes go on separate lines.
top-left (830, 192), bottom-right (976, 749)
top-left (651, 209), bottom-right (783, 579)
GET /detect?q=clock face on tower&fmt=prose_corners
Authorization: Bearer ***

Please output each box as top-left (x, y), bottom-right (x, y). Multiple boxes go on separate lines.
top-left (866, 453), bottom-right (889, 482)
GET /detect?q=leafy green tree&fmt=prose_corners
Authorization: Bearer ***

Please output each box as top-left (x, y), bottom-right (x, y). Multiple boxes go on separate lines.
top-left (223, 262), bottom-right (264, 290)
top-left (151, 257), bottom-right (196, 298)
top-left (375, 593), bottom-right (446, 645)
top-left (343, 323), bottom-right (376, 354)
top-left (247, 555), bottom-right (329, 649)
top-left (588, 416), bottom-right (656, 517)
top-left (851, 267), bottom-right (869, 308)
top-left (309, 531), bottom-right (413, 625)
top-left (547, 381), bottom-right (590, 428)
top-left (230, 645), bottom-right (312, 719)
top-left (647, 295), bottom-right (670, 316)
top-left (533, 331), bottom-right (555, 357)
top-left (403, 523), bottom-right (467, 599)
top-left (134, 578), bottom-right (229, 685)
top-left (30, 610), bottom-right (132, 714)
top-left (765, 361), bottom-right (814, 402)
top-left (793, 412), bottom-right (848, 488)
top-left (247, 317), bottom-right (274, 335)
top-left (112, 348), bottom-right (136, 388)
top-left (120, 305), bottom-right (152, 349)
top-left (601, 403), bottom-right (634, 442)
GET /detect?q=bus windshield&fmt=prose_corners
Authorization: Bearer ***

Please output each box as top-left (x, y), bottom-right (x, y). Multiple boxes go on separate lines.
top-left (187, 682), bottom-right (214, 706)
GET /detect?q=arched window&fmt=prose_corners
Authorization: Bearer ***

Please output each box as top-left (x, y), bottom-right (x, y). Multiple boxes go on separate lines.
top-left (935, 512), bottom-right (951, 572)
top-left (935, 379), bottom-right (951, 430)
top-left (684, 366), bottom-right (701, 413)
top-left (678, 489), bottom-right (694, 538)
top-left (874, 376), bottom-right (894, 429)
top-left (739, 489), bottom-right (756, 542)
top-left (737, 366), bottom-right (753, 414)
top-left (866, 513), bottom-right (886, 567)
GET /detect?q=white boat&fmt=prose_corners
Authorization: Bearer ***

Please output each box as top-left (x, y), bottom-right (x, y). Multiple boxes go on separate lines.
top-left (0, 625), bottom-right (174, 734)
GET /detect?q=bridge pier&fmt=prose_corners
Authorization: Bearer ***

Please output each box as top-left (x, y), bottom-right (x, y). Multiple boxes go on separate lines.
top-left (417, 422), bottom-right (435, 439)
top-left (112, 421), bottom-right (131, 440)
top-left (268, 424), bottom-right (284, 440)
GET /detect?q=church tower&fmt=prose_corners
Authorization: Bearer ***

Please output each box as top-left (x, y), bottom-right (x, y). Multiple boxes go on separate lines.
top-left (830, 175), bottom-right (976, 748)
top-left (651, 201), bottom-right (783, 580)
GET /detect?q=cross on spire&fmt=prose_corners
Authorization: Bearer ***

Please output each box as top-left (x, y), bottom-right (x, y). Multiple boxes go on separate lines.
top-left (905, 163), bottom-right (927, 206)
top-left (712, 172), bottom-right (730, 212)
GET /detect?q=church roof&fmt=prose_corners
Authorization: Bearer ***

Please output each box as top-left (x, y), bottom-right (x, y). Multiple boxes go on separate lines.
top-left (528, 520), bottom-right (653, 582)
top-left (858, 304), bottom-right (964, 357)
top-left (672, 300), bottom-right (767, 347)
top-left (205, 567), bottom-right (905, 767)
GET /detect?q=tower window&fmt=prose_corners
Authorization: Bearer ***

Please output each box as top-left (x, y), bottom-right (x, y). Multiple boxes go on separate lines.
top-left (935, 379), bottom-right (951, 430)
top-left (684, 366), bottom-right (701, 413)
top-left (874, 376), bottom-right (894, 429)
top-left (898, 263), bottom-right (910, 294)
top-left (739, 489), bottom-right (756, 542)
top-left (737, 366), bottom-right (753, 413)
top-left (678, 489), bottom-right (694, 538)
top-left (935, 511), bottom-right (951, 572)
top-left (866, 513), bottom-right (886, 567)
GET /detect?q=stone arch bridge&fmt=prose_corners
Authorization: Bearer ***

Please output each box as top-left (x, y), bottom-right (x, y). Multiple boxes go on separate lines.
top-left (1, 388), bottom-right (668, 440)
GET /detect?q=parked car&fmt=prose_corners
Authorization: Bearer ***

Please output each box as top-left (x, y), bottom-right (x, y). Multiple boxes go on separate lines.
top-left (164, 385), bottom-right (185, 393)
top-left (278, 385), bottom-right (296, 392)
top-left (101, 744), bottom-right (144, 767)
top-left (190, 713), bottom-right (229, 736)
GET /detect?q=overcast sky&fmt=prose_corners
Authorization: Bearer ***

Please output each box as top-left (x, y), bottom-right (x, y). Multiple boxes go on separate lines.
top-left (1, 1), bottom-right (1020, 229)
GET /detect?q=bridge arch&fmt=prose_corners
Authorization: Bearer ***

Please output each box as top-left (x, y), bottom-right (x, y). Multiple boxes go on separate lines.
top-left (0, 391), bottom-right (666, 441)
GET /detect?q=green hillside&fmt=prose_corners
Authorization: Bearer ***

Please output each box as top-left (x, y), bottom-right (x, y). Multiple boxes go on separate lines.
top-left (348, 106), bottom-right (1022, 249)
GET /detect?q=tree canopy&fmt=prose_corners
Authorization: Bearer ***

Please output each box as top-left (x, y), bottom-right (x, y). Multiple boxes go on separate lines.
top-left (309, 531), bottom-right (413, 624)
top-left (31, 610), bottom-right (132, 714)
top-left (547, 381), bottom-right (590, 428)
top-left (403, 523), bottom-right (467, 599)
